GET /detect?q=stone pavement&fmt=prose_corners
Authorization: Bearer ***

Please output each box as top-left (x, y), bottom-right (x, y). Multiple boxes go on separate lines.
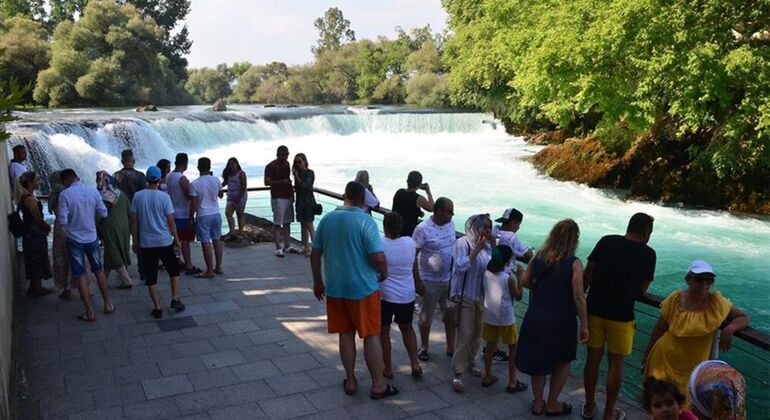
top-left (13, 243), bottom-right (647, 419)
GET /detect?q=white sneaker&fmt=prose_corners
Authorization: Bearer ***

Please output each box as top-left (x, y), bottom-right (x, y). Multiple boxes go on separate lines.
top-left (275, 249), bottom-right (285, 258)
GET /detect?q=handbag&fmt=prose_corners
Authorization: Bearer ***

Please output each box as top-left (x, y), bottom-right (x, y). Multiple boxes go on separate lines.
top-left (313, 203), bottom-right (323, 215)
top-left (444, 239), bottom-right (470, 326)
top-left (7, 194), bottom-right (28, 238)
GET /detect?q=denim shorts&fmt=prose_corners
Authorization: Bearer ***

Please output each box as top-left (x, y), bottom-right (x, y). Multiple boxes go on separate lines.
top-left (196, 213), bottom-right (222, 243)
top-left (66, 239), bottom-right (103, 277)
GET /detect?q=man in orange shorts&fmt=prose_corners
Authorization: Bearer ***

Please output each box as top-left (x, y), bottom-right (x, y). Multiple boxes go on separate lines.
top-left (583, 213), bottom-right (656, 420)
top-left (310, 181), bottom-right (398, 400)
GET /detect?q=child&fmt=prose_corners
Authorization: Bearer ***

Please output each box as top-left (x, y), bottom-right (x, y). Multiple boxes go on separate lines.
top-left (642, 377), bottom-right (697, 420)
top-left (481, 245), bottom-right (527, 392)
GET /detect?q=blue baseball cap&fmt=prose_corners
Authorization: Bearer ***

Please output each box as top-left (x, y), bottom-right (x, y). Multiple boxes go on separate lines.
top-left (146, 166), bottom-right (161, 182)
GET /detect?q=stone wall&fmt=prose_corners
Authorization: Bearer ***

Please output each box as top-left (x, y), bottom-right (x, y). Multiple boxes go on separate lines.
top-left (0, 143), bottom-right (18, 419)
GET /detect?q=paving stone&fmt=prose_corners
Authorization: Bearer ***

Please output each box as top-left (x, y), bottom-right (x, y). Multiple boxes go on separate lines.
top-left (297, 407), bottom-right (352, 420)
top-left (208, 334), bottom-right (254, 351)
top-left (120, 321), bottom-right (162, 336)
top-left (231, 360), bottom-right (281, 382)
top-left (202, 299), bottom-right (240, 313)
top-left (173, 388), bottom-right (229, 416)
top-left (200, 349), bottom-right (247, 369)
top-left (271, 353), bottom-right (321, 374)
top-left (170, 339), bottom-right (216, 358)
top-left (265, 372), bottom-right (319, 396)
top-left (247, 328), bottom-right (289, 345)
top-left (143, 330), bottom-right (186, 347)
top-left (64, 371), bottom-right (116, 393)
top-left (158, 356), bottom-right (207, 377)
top-left (240, 343), bottom-right (286, 362)
top-left (187, 367), bottom-right (240, 391)
top-left (113, 363), bottom-right (162, 385)
top-left (303, 385), bottom-right (366, 410)
top-left (218, 319), bottom-right (261, 335)
top-left (435, 401), bottom-right (485, 419)
top-left (221, 380), bottom-right (277, 404)
top-left (125, 397), bottom-right (181, 420)
top-left (39, 391), bottom-right (94, 418)
top-left (258, 394), bottom-right (317, 420)
top-left (141, 375), bottom-right (194, 400)
top-left (388, 389), bottom-right (450, 415)
top-left (80, 328), bottom-right (122, 343)
top-left (67, 406), bottom-right (123, 420)
top-left (92, 382), bottom-right (147, 408)
top-left (347, 400), bottom-right (409, 420)
top-left (209, 403), bottom-right (267, 420)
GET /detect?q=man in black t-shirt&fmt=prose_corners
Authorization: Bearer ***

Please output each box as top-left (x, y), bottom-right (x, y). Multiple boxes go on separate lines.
top-left (582, 213), bottom-right (656, 420)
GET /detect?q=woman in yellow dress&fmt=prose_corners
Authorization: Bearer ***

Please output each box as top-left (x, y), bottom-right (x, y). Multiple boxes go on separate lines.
top-left (642, 260), bottom-right (749, 397)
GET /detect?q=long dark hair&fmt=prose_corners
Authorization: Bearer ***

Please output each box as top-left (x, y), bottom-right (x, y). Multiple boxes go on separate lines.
top-left (222, 157), bottom-right (242, 180)
top-left (292, 153), bottom-right (308, 174)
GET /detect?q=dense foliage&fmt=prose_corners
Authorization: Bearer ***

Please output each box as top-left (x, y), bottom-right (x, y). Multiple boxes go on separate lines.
top-left (32, 0), bottom-right (188, 106)
top-left (442, 0), bottom-right (770, 187)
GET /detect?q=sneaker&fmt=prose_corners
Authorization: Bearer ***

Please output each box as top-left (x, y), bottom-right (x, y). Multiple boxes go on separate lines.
top-left (492, 350), bottom-right (508, 363)
top-left (275, 249), bottom-right (285, 258)
top-left (170, 299), bottom-right (186, 311)
top-left (151, 309), bottom-right (163, 319)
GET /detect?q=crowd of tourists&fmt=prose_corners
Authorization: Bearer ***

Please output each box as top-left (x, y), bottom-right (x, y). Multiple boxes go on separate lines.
top-left (8, 143), bottom-right (751, 419)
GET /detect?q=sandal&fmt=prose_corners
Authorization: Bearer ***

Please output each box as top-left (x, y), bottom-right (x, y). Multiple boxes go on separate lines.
top-left (580, 402), bottom-right (594, 420)
top-left (285, 247), bottom-right (301, 254)
top-left (103, 303), bottom-right (115, 315)
top-left (193, 272), bottom-right (215, 278)
top-left (532, 400), bottom-right (543, 416)
top-left (417, 349), bottom-right (429, 361)
top-left (469, 367), bottom-right (482, 377)
top-left (612, 409), bottom-right (626, 420)
top-left (411, 367), bottom-right (423, 378)
top-left (370, 384), bottom-right (399, 400)
top-left (545, 402), bottom-right (573, 417)
top-left (184, 266), bottom-right (203, 275)
top-left (77, 313), bottom-right (96, 322)
top-left (343, 379), bottom-right (356, 395)
top-left (505, 380), bottom-right (528, 393)
top-left (481, 375), bottom-right (499, 388)
top-left (451, 378), bottom-right (464, 393)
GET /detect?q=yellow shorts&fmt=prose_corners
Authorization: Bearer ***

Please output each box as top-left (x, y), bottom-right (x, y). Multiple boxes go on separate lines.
top-left (482, 322), bottom-right (519, 346)
top-left (586, 315), bottom-right (635, 356)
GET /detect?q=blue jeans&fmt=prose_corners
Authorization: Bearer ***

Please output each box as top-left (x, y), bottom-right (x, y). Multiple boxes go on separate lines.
top-left (66, 238), bottom-right (103, 277)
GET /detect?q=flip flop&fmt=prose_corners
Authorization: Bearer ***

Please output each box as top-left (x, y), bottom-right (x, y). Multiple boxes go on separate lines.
top-left (580, 402), bottom-right (595, 419)
top-left (103, 303), bottom-right (115, 315)
top-left (214, 269), bottom-right (224, 275)
top-left (545, 402), bottom-right (573, 417)
top-left (411, 367), bottom-right (423, 378)
top-left (342, 379), bottom-right (356, 395)
top-left (77, 313), bottom-right (96, 322)
top-left (469, 367), bottom-right (482, 377)
top-left (613, 409), bottom-right (626, 420)
top-left (417, 349), bottom-right (429, 361)
top-left (370, 384), bottom-right (399, 400)
top-left (532, 400), bottom-right (543, 416)
top-left (184, 266), bottom-right (203, 275)
top-left (451, 378), bottom-right (464, 393)
top-left (481, 375), bottom-right (499, 387)
top-left (505, 380), bottom-right (528, 393)
top-left (194, 272), bottom-right (215, 278)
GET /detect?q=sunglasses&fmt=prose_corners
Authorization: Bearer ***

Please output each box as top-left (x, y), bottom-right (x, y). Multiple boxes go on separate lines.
top-left (691, 274), bottom-right (715, 285)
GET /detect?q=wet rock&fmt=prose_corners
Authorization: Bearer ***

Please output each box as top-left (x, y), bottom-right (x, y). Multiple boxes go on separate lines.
top-left (212, 98), bottom-right (227, 112)
top-left (136, 104), bottom-right (158, 112)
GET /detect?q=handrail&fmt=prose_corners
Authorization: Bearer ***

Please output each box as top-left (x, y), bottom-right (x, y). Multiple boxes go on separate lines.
top-left (36, 185), bottom-right (770, 351)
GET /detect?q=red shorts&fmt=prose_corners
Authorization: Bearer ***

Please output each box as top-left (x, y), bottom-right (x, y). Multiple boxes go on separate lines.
top-left (175, 218), bottom-right (196, 241)
top-left (326, 291), bottom-right (381, 338)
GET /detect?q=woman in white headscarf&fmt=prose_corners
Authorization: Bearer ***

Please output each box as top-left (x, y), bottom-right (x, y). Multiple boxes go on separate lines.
top-left (449, 214), bottom-right (495, 393)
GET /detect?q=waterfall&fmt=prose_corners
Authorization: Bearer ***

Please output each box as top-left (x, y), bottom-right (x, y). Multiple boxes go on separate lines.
top-left (6, 108), bottom-right (502, 191)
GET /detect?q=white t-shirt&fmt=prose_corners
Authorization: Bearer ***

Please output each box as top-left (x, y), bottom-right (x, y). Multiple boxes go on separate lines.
top-left (361, 189), bottom-right (380, 213)
top-left (166, 171), bottom-right (189, 218)
top-left (483, 270), bottom-right (515, 326)
top-left (380, 236), bottom-right (416, 304)
top-left (9, 161), bottom-right (26, 186)
top-left (412, 218), bottom-right (456, 283)
top-left (493, 226), bottom-right (530, 257)
top-left (190, 174), bottom-right (222, 217)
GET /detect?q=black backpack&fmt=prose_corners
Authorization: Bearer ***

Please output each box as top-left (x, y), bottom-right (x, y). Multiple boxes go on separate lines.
top-left (7, 194), bottom-right (28, 237)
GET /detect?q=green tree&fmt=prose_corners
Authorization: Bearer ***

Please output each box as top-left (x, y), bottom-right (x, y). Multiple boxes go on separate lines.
top-left (233, 62), bottom-right (289, 103)
top-left (0, 16), bottom-right (50, 101)
top-left (33, 0), bottom-right (186, 107)
top-left (185, 67), bottom-right (231, 103)
top-left (0, 0), bottom-right (45, 20)
top-left (312, 7), bottom-right (355, 55)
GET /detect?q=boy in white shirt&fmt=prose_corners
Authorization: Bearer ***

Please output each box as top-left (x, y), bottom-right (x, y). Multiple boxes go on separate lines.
top-left (189, 157), bottom-right (224, 278)
top-left (481, 245), bottom-right (527, 393)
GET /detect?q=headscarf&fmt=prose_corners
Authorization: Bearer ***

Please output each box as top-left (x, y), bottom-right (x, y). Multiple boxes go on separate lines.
top-left (464, 213), bottom-right (490, 244)
top-left (96, 170), bottom-right (119, 205)
top-left (688, 360), bottom-right (746, 420)
top-left (48, 170), bottom-right (65, 215)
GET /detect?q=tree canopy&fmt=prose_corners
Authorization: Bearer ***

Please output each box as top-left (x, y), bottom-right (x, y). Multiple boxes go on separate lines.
top-left (312, 7), bottom-right (355, 55)
top-left (33, 0), bottom-right (187, 107)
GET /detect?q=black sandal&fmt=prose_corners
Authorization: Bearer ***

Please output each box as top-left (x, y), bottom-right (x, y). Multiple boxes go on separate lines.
top-left (370, 384), bottom-right (399, 400)
top-left (545, 402), bottom-right (573, 417)
top-left (505, 380), bottom-right (528, 393)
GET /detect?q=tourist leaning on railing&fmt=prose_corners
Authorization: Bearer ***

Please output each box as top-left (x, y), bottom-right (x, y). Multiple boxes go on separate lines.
top-left (222, 157), bottom-right (248, 238)
top-left (642, 260), bottom-right (750, 400)
top-left (292, 153), bottom-right (316, 257)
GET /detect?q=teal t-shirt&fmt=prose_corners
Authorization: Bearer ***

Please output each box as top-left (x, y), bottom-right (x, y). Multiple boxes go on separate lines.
top-left (313, 206), bottom-right (383, 300)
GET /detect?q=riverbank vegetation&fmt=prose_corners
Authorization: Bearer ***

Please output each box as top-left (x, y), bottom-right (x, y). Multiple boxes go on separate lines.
top-left (442, 0), bottom-right (770, 213)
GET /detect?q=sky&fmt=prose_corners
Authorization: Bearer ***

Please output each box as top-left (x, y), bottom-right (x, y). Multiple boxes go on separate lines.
top-left (185, 0), bottom-right (449, 68)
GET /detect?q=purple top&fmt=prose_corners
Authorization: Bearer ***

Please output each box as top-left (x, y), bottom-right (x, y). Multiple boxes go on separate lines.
top-left (226, 170), bottom-right (247, 206)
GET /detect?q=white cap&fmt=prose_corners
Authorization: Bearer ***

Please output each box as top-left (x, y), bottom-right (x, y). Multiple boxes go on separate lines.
top-left (688, 260), bottom-right (715, 275)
